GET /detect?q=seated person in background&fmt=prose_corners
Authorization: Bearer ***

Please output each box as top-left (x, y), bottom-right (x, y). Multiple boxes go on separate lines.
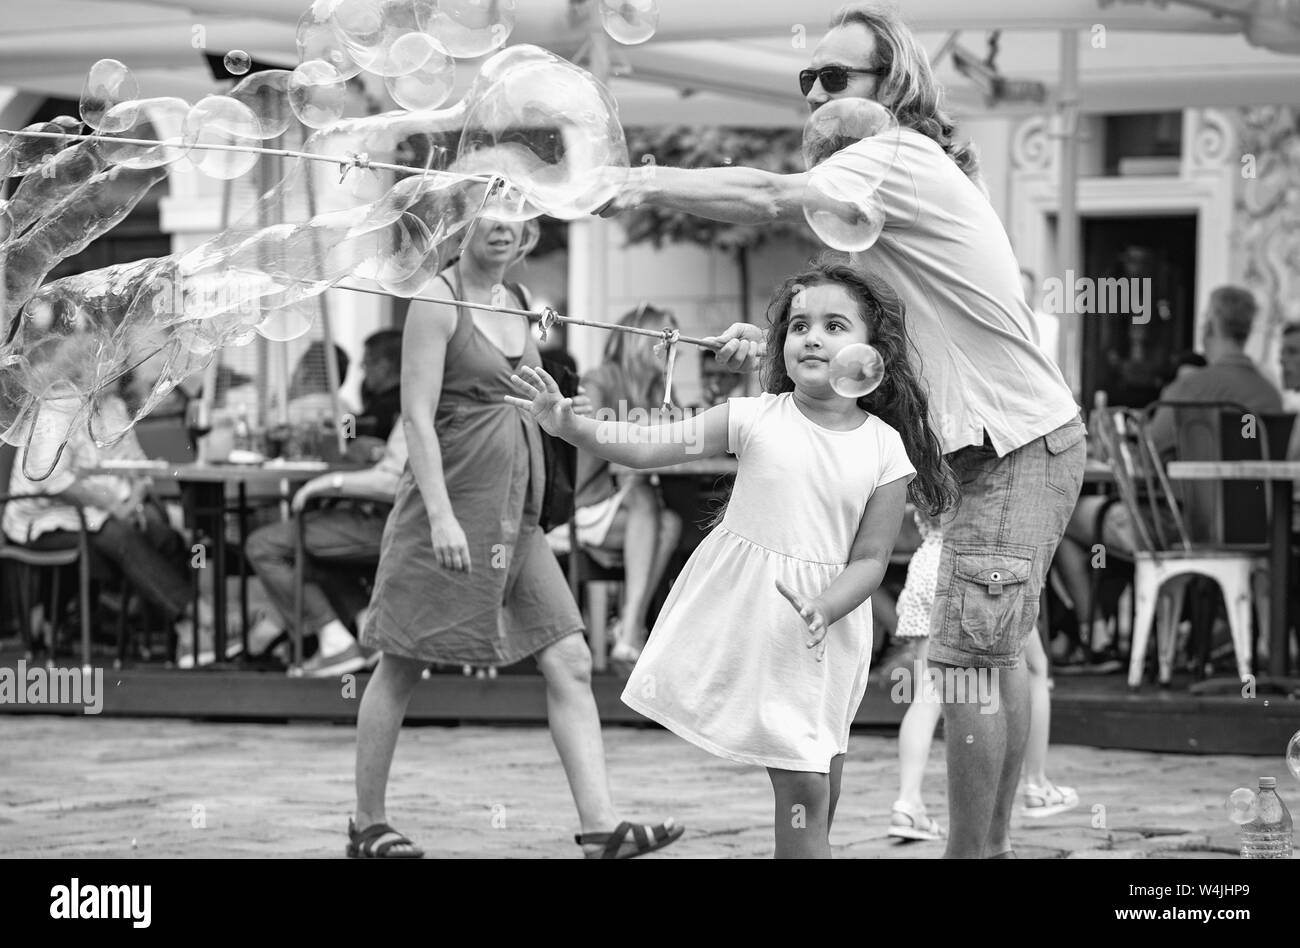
top-left (572, 303), bottom-right (683, 671)
top-left (353, 329), bottom-right (403, 442)
top-left (244, 415), bottom-right (407, 677)
top-left (3, 353), bottom-right (215, 667)
top-left (1146, 286), bottom-right (1282, 456)
top-left (1052, 287), bottom-right (1282, 668)
top-left (1281, 321), bottom-right (1300, 529)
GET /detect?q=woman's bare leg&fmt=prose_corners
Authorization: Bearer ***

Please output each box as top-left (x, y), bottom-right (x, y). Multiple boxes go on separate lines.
top-left (354, 652), bottom-right (428, 852)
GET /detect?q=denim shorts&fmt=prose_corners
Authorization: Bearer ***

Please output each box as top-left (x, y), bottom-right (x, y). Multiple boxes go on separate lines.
top-left (928, 416), bottom-right (1087, 668)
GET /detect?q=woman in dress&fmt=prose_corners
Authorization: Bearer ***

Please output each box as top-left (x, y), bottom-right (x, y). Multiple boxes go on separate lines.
top-left (348, 216), bottom-right (682, 859)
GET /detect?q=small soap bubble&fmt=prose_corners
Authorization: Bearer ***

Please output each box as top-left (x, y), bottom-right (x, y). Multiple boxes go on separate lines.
top-left (1225, 787), bottom-right (1258, 825)
top-left (223, 50), bottom-right (252, 76)
top-left (384, 34), bottom-right (455, 110)
top-left (289, 60), bottom-right (348, 129)
top-left (829, 343), bottom-right (885, 398)
top-left (600, 0), bottom-right (659, 45)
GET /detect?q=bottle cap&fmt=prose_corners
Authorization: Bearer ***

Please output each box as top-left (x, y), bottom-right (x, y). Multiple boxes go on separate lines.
top-left (1259, 777), bottom-right (1277, 789)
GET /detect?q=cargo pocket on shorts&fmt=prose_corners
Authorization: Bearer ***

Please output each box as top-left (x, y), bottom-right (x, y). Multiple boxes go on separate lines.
top-left (1044, 420), bottom-right (1086, 497)
top-left (952, 551), bottom-right (1034, 654)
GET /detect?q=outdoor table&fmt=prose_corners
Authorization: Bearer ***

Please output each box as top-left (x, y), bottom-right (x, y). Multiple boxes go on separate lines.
top-left (90, 459), bottom-right (354, 664)
top-left (1166, 460), bottom-right (1300, 678)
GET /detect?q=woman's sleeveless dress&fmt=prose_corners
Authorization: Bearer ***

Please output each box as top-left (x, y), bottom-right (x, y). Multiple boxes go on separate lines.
top-left (362, 278), bottom-right (585, 665)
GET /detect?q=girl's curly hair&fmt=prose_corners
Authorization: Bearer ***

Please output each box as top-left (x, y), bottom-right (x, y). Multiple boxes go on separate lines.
top-left (760, 257), bottom-right (958, 518)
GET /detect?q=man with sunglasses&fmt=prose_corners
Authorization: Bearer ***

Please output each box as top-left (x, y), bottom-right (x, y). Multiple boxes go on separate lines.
top-left (600, 4), bottom-right (1085, 860)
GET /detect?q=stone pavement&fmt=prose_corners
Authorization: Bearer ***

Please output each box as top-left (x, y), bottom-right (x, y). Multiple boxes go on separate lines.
top-left (2, 717), bottom-right (1286, 858)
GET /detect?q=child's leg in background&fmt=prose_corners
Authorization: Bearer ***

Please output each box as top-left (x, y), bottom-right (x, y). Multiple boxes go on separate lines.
top-left (827, 753), bottom-right (845, 831)
top-left (1022, 630), bottom-right (1051, 786)
top-left (767, 768), bottom-right (832, 858)
top-left (897, 637), bottom-right (944, 811)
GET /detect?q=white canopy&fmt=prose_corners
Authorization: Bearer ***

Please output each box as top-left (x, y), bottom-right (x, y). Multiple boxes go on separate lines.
top-left (1, 0), bottom-right (1299, 126)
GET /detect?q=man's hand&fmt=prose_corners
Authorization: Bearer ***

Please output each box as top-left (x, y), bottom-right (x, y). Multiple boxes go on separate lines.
top-left (702, 323), bottom-right (764, 374)
top-left (505, 366), bottom-right (577, 437)
top-left (775, 578), bottom-right (830, 662)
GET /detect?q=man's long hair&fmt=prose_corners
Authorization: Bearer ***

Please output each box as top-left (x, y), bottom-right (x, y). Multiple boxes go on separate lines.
top-left (832, 3), bottom-right (982, 183)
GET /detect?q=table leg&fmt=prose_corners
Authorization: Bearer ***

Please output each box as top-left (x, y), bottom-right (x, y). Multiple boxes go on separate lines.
top-left (1270, 480), bottom-right (1291, 678)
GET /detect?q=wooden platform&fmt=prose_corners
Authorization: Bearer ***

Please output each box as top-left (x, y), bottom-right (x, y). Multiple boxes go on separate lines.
top-left (1, 658), bottom-right (1292, 756)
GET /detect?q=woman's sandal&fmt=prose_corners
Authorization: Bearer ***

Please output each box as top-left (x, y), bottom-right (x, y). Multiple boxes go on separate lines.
top-left (575, 819), bottom-right (684, 859)
top-left (346, 818), bottom-right (425, 859)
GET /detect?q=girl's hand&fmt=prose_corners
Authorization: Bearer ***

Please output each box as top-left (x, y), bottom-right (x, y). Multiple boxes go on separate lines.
top-left (571, 385), bottom-right (593, 418)
top-left (430, 515), bottom-right (472, 573)
top-left (702, 323), bottom-right (764, 374)
top-left (775, 579), bottom-right (829, 661)
top-left (506, 366), bottom-right (576, 437)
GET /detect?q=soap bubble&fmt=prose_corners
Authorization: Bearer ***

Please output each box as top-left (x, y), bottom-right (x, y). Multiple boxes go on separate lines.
top-left (383, 34), bottom-right (455, 110)
top-left (255, 301), bottom-right (317, 342)
top-left (295, 7), bottom-right (364, 79)
top-left (341, 0), bottom-right (437, 76)
top-left (223, 50), bottom-right (252, 76)
top-left (600, 0), bottom-right (659, 45)
top-left (803, 98), bottom-right (900, 177)
top-left (95, 97), bottom-right (193, 169)
top-left (80, 59), bottom-right (138, 131)
top-left (228, 70), bottom-right (295, 140)
top-left (1287, 730), bottom-right (1300, 781)
top-left (422, 0), bottom-right (516, 58)
top-left (182, 95), bottom-right (262, 180)
top-left (803, 166), bottom-right (886, 252)
top-left (455, 52), bottom-right (629, 219)
top-left (289, 60), bottom-right (348, 129)
top-left (829, 343), bottom-right (885, 398)
top-left (1226, 787), bottom-right (1259, 825)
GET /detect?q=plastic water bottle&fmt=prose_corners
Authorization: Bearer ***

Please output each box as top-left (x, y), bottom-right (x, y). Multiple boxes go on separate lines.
top-left (1240, 777), bottom-right (1293, 858)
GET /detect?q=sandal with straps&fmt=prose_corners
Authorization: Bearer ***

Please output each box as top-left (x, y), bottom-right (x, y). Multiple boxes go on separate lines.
top-left (575, 819), bottom-right (684, 859)
top-left (346, 818), bottom-right (425, 858)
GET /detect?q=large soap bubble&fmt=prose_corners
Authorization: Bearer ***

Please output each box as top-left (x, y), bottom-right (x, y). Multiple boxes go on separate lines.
top-left (289, 60), bottom-right (349, 129)
top-left (80, 59), bottom-right (138, 132)
top-left (182, 96), bottom-right (262, 180)
top-left (340, 0), bottom-right (437, 77)
top-left (422, 0), bottom-right (516, 58)
top-left (384, 33), bottom-right (455, 110)
top-left (803, 166), bottom-right (886, 252)
top-left (600, 0), bottom-right (659, 45)
top-left (228, 70), bottom-right (296, 140)
top-left (455, 51), bottom-right (629, 219)
top-left (803, 98), bottom-right (900, 177)
top-left (1, 118), bottom-right (80, 178)
top-left (296, 6), bottom-right (364, 79)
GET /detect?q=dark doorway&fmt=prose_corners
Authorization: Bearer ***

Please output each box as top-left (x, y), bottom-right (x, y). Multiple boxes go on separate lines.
top-left (1080, 215), bottom-right (1198, 409)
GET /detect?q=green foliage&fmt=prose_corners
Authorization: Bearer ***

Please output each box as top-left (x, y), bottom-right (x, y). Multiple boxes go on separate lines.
top-left (620, 126), bottom-right (818, 253)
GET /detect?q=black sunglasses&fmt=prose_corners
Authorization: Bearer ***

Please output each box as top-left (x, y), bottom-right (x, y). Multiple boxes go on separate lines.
top-left (799, 65), bottom-right (884, 96)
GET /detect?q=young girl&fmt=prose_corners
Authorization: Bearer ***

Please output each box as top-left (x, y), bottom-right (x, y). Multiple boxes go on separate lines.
top-left (508, 258), bottom-right (957, 858)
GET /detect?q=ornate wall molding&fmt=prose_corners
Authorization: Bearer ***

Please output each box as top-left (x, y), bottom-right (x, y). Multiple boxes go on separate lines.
top-left (1010, 115), bottom-right (1052, 174)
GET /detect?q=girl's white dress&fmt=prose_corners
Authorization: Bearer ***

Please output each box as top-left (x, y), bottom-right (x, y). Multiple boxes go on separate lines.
top-left (621, 392), bottom-right (916, 773)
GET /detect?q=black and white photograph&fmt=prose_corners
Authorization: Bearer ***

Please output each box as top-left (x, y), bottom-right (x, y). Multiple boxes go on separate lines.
top-left (0, 0), bottom-right (1296, 919)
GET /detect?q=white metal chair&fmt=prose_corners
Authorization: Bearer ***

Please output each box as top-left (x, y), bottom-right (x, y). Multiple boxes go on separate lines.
top-left (1094, 408), bottom-right (1266, 688)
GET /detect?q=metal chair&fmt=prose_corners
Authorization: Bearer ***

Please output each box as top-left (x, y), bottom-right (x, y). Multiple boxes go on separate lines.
top-left (0, 442), bottom-right (93, 669)
top-left (1094, 408), bottom-right (1266, 687)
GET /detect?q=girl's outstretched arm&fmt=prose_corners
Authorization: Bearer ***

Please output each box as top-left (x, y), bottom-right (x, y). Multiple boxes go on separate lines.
top-left (506, 365), bottom-right (729, 469)
top-left (778, 476), bottom-right (910, 656)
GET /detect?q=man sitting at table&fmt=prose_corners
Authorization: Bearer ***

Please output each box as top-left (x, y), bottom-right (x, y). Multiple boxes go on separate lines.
top-left (243, 329), bottom-right (406, 676)
top-left (1051, 287), bottom-right (1283, 669)
top-left (244, 417), bottom-right (406, 676)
